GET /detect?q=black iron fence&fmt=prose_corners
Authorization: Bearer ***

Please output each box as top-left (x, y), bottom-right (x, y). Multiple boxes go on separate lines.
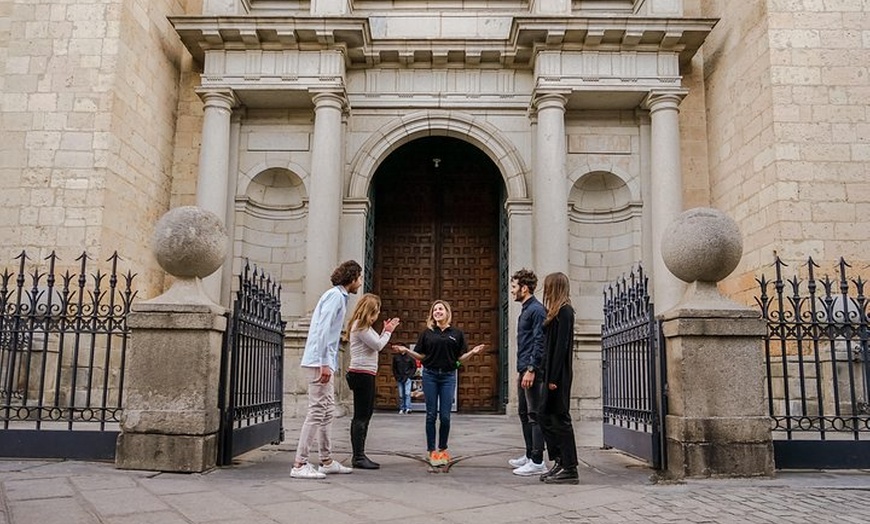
top-left (0, 251), bottom-right (136, 460)
top-left (757, 257), bottom-right (870, 469)
top-left (601, 265), bottom-right (666, 469)
top-left (218, 261), bottom-right (285, 465)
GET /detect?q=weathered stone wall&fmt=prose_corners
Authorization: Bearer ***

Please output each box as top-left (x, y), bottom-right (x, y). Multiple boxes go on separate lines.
top-left (704, 0), bottom-right (870, 303)
top-left (0, 0), bottom-right (189, 296)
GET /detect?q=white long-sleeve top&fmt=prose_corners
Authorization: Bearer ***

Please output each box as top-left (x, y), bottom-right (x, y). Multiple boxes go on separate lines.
top-left (347, 321), bottom-right (393, 374)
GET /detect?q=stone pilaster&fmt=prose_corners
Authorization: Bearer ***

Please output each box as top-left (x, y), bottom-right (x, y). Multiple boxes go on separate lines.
top-left (305, 92), bottom-right (345, 311)
top-left (116, 303), bottom-right (227, 473)
top-left (532, 93), bottom-right (569, 277)
top-left (661, 304), bottom-right (774, 478)
top-left (644, 90), bottom-right (688, 313)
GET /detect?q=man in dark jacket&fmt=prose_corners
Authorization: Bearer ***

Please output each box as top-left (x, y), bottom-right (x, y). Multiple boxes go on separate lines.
top-left (508, 268), bottom-right (548, 476)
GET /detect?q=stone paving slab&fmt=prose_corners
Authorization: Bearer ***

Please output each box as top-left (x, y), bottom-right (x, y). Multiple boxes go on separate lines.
top-left (1, 414), bottom-right (869, 523)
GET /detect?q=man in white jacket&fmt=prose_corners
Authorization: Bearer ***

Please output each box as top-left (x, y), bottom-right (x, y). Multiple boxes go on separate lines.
top-left (291, 260), bottom-right (363, 479)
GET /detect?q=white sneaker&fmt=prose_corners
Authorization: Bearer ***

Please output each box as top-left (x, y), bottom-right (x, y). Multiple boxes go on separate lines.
top-left (508, 454), bottom-right (530, 468)
top-left (318, 460), bottom-right (353, 474)
top-left (290, 463), bottom-right (326, 480)
top-left (513, 460), bottom-right (548, 477)
top-left (399, 409), bottom-right (404, 414)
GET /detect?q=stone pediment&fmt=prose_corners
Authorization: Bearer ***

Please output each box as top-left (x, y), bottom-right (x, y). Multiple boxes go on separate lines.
top-left (170, 15), bottom-right (716, 68)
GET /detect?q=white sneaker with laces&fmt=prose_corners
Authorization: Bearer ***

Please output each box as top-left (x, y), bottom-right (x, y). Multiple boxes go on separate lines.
top-left (319, 460), bottom-right (353, 474)
top-left (513, 460), bottom-right (548, 476)
top-left (508, 454), bottom-right (530, 468)
top-left (290, 462), bottom-right (326, 479)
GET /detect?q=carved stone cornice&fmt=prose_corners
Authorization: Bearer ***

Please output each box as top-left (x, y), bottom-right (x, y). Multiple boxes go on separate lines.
top-left (170, 15), bottom-right (717, 69)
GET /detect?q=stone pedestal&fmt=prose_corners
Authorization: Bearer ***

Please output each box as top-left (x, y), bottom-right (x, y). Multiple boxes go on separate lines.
top-left (115, 301), bottom-right (227, 473)
top-left (661, 304), bottom-right (774, 478)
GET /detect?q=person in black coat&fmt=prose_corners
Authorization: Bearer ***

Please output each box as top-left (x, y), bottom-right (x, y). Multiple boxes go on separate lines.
top-left (538, 272), bottom-right (579, 485)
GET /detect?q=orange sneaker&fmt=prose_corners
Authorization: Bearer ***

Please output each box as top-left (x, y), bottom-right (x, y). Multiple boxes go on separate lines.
top-left (436, 449), bottom-right (450, 466)
top-left (428, 450), bottom-right (441, 466)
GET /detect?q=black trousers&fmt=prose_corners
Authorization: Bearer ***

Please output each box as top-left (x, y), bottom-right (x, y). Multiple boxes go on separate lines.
top-left (540, 388), bottom-right (577, 469)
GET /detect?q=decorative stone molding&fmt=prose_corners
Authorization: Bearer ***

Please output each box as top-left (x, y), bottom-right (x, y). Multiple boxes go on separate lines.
top-left (169, 15), bottom-right (716, 69)
top-left (347, 110), bottom-right (530, 200)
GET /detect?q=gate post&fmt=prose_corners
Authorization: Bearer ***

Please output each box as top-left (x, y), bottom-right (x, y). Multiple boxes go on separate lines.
top-left (115, 207), bottom-right (228, 473)
top-left (659, 208), bottom-right (774, 478)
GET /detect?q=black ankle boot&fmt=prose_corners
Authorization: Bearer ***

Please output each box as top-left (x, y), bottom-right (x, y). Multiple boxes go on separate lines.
top-left (539, 461), bottom-right (562, 482)
top-left (543, 467), bottom-right (578, 485)
top-left (352, 455), bottom-right (380, 469)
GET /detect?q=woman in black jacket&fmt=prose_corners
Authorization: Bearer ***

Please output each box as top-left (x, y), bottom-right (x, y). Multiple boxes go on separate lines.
top-left (538, 272), bottom-right (579, 484)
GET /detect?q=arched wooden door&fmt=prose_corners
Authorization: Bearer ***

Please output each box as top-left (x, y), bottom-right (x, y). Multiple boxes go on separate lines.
top-left (371, 136), bottom-right (504, 412)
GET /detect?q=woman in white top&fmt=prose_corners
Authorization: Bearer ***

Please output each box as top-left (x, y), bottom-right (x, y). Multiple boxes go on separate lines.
top-left (345, 293), bottom-right (400, 469)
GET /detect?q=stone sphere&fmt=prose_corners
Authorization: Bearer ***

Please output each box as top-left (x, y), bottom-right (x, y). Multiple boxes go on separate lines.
top-left (661, 207), bottom-right (743, 283)
top-left (152, 206), bottom-right (227, 279)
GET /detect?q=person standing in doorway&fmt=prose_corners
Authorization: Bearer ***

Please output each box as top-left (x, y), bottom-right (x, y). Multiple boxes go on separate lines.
top-left (538, 272), bottom-right (580, 485)
top-left (392, 300), bottom-right (485, 467)
top-left (508, 268), bottom-right (549, 477)
top-left (393, 347), bottom-right (416, 414)
top-left (291, 260), bottom-right (362, 480)
top-left (346, 293), bottom-right (400, 470)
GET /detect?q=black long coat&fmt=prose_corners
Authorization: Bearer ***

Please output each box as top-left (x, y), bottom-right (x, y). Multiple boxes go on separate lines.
top-left (542, 304), bottom-right (575, 415)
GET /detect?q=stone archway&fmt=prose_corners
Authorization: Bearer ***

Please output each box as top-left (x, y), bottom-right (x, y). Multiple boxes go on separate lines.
top-left (370, 136), bottom-right (506, 413)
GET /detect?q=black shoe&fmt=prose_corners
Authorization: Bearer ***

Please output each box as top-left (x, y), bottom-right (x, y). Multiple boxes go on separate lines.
top-left (543, 467), bottom-right (578, 485)
top-left (352, 456), bottom-right (380, 470)
top-left (539, 462), bottom-right (562, 482)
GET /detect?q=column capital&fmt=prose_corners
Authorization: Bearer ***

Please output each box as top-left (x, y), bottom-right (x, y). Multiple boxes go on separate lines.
top-left (642, 89), bottom-right (689, 114)
top-left (311, 90), bottom-right (347, 112)
top-left (505, 198), bottom-right (533, 217)
top-left (195, 88), bottom-right (237, 111)
top-left (342, 197), bottom-right (370, 215)
top-left (531, 91), bottom-right (569, 114)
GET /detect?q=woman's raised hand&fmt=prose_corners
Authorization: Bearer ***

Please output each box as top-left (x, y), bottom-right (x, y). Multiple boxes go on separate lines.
top-left (384, 317), bottom-right (401, 332)
top-left (471, 344), bottom-right (486, 355)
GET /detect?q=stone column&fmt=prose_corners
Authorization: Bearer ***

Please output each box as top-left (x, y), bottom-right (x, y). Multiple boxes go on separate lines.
top-left (116, 206), bottom-right (228, 473)
top-left (532, 93), bottom-right (569, 277)
top-left (195, 89), bottom-right (235, 303)
top-left (659, 208), bottom-right (774, 479)
top-left (305, 92), bottom-right (345, 312)
top-left (644, 90), bottom-right (688, 313)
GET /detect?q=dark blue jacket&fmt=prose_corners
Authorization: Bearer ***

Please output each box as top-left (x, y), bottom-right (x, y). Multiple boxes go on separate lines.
top-left (517, 296), bottom-right (546, 372)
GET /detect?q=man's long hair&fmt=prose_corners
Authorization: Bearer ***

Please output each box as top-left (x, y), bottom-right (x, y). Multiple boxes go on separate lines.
top-left (347, 293), bottom-right (381, 333)
top-left (331, 260), bottom-right (362, 287)
top-left (543, 272), bottom-right (572, 325)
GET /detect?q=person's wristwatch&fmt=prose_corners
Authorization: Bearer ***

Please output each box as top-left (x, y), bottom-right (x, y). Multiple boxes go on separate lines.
top-left (526, 366), bottom-right (535, 373)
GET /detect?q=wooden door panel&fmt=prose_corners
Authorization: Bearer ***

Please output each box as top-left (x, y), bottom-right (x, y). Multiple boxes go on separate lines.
top-left (372, 137), bottom-right (502, 412)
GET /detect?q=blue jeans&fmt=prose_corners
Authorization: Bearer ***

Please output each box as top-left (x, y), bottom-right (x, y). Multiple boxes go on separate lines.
top-left (397, 378), bottom-right (412, 411)
top-left (422, 368), bottom-right (456, 451)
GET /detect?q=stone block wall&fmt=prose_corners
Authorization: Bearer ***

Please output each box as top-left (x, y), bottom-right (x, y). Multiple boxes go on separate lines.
top-left (0, 0), bottom-right (190, 297)
top-left (704, 0), bottom-right (870, 304)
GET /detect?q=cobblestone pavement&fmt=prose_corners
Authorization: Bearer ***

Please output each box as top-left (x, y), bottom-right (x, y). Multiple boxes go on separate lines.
top-left (1, 414), bottom-right (869, 523)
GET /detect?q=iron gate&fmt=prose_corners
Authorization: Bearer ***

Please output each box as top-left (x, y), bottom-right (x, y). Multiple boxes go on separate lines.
top-left (757, 257), bottom-right (870, 469)
top-left (218, 261), bottom-right (286, 466)
top-left (601, 266), bottom-right (667, 469)
top-left (0, 252), bottom-right (135, 460)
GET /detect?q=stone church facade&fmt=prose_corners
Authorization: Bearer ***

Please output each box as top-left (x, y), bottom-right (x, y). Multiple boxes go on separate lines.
top-left (1, 0), bottom-right (868, 418)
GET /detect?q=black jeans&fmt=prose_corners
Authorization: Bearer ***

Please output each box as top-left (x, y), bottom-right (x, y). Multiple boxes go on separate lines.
top-left (346, 371), bottom-right (376, 424)
top-left (517, 374), bottom-right (545, 464)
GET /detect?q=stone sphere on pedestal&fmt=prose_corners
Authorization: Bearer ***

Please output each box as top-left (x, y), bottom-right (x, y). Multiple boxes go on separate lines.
top-left (662, 207), bottom-right (743, 283)
top-left (152, 206), bottom-right (227, 279)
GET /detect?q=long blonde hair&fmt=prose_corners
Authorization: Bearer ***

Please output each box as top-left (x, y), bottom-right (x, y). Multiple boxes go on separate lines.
top-left (426, 300), bottom-right (453, 330)
top-left (542, 272), bottom-right (572, 325)
top-left (347, 293), bottom-right (381, 332)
